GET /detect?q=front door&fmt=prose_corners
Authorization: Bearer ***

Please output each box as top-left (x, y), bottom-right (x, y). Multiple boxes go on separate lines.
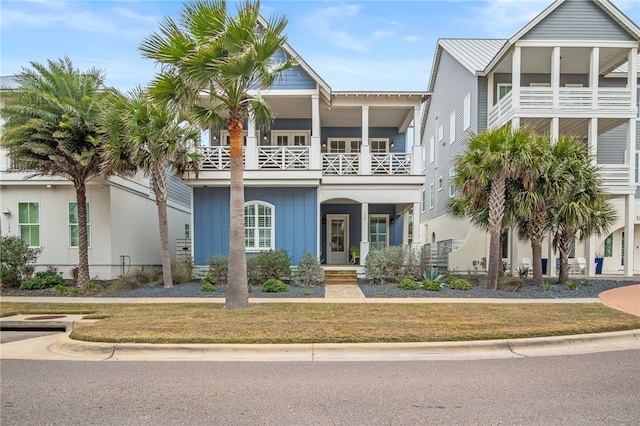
top-left (327, 214), bottom-right (349, 265)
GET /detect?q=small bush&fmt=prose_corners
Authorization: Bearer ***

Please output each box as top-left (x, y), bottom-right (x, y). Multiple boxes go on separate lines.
top-left (135, 267), bottom-right (162, 284)
top-left (365, 245), bottom-right (419, 284)
top-left (208, 256), bottom-right (229, 286)
top-left (201, 282), bottom-right (216, 292)
top-left (172, 257), bottom-right (193, 284)
top-left (568, 281), bottom-right (580, 290)
top-left (53, 284), bottom-right (69, 294)
top-left (250, 249), bottom-right (291, 285)
top-left (448, 278), bottom-right (472, 291)
top-left (20, 270), bottom-right (65, 290)
top-left (262, 278), bottom-right (288, 293)
top-left (516, 266), bottom-right (530, 279)
top-left (291, 252), bottom-right (324, 287)
top-left (398, 277), bottom-right (418, 290)
top-left (83, 280), bottom-right (102, 294)
top-left (543, 281), bottom-right (551, 292)
top-left (0, 235), bottom-right (43, 288)
top-left (422, 279), bottom-right (444, 291)
top-left (498, 277), bottom-right (523, 292)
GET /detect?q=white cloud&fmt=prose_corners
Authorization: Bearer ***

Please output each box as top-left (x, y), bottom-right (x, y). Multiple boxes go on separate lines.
top-left (403, 35), bottom-right (421, 42)
top-left (301, 3), bottom-right (368, 52)
top-left (465, 0), bottom-right (549, 38)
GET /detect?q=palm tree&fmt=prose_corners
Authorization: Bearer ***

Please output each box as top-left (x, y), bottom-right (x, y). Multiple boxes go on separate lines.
top-left (139, 0), bottom-right (297, 309)
top-left (449, 126), bottom-right (538, 289)
top-left (0, 57), bottom-right (106, 286)
top-left (550, 137), bottom-right (616, 285)
top-left (100, 87), bottom-right (200, 288)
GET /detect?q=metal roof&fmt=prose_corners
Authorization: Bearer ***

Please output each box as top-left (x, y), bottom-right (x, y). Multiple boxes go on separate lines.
top-left (609, 56), bottom-right (640, 74)
top-left (438, 39), bottom-right (507, 74)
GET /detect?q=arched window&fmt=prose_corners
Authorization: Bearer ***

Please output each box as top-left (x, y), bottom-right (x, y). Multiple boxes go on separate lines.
top-left (244, 201), bottom-right (274, 251)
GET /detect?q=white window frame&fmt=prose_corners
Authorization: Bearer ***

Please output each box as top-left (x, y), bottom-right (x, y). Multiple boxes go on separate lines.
top-left (244, 201), bottom-right (275, 251)
top-left (429, 135), bottom-right (435, 164)
top-left (219, 130), bottom-right (259, 146)
top-left (438, 125), bottom-right (444, 142)
top-left (69, 202), bottom-right (91, 248)
top-left (18, 202), bottom-right (40, 248)
top-left (370, 139), bottom-right (389, 153)
top-left (437, 175), bottom-right (443, 191)
top-left (368, 214), bottom-right (389, 250)
top-left (635, 152), bottom-right (639, 183)
top-left (421, 189), bottom-right (426, 212)
top-left (564, 83), bottom-right (583, 88)
top-left (449, 111), bottom-right (456, 144)
top-left (271, 130), bottom-right (311, 147)
top-left (429, 183), bottom-right (435, 209)
top-left (449, 168), bottom-right (456, 198)
top-left (463, 93), bottom-right (471, 130)
top-left (497, 83), bottom-right (512, 100)
top-left (327, 138), bottom-right (361, 153)
top-left (421, 145), bottom-right (426, 171)
top-left (530, 82), bottom-right (551, 87)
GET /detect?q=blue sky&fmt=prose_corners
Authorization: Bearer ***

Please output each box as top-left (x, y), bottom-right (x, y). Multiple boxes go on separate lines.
top-left (1, 0), bottom-right (639, 91)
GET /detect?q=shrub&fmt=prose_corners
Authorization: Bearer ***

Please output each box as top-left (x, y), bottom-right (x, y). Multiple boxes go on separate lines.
top-left (252, 249), bottom-right (291, 285)
top-left (201, 282), bottom-right (216, 292)
top-left (423, 266), bottom-right (446, 283)
top-left (517, 266), bottom-right (530, 279)
top-left (208, 256), bottom-right (229, 286)
top-left (83, 280), bottom-right (102, 294)
top-left (365, 245), bottom-right (419, 284)
top-left (448, 278), bottom-right (472, 291)
top-left (0, 235), bottom-right (42, 288)
top-left (398, 277), bottom-right (418, 290)
top-left (262, 278), bottom-right (288, 293)
top-left (422, 279), bottom-right (444, 291)
top-left (543, 281), bottom-right (551, 292)
top-left (568, 280), bottom-right (580, 290)
top-left (498, 277), bottom-right (523, 292)
top-left (53, 284), bottom-right (69, 294)
top-left (291, 252), bottom-right (324, 287)
top-left (20, 270), bottom-right (65, 290)
top-left (172, 257), bottom-right (193, 284)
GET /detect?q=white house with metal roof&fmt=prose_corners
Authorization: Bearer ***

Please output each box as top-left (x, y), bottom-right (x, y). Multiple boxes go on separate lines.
top-left (420, 0), bottom-right (639, 276)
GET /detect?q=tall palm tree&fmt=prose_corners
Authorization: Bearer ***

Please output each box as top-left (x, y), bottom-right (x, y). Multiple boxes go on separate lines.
top-left (0, 57), bottom-right (106, 286)
top-left (139, 0), bottom-right (297, 309)
top-left (550, 137), bottom-right (616, 285)
top-left (100, 87), bottom-right (200, 288)
top-left (449, 126), bottom-right (538, 289)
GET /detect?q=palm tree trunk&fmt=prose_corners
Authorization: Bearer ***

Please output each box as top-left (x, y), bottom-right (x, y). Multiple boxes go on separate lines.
top-left (529, 209), bottom-right (547, 286)
top-left (487, 176), bottom-right (506, 290)
top-left (74, 181), bottom-right (90, 286)
top-left (226, 118), bottom-right (249, 310)
top-left (558, 233), bottom-right (572, 285)
top-left (152, 165), bottom-right (173, 288)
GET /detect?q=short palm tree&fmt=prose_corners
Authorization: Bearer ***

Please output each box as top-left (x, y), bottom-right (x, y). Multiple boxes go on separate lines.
top-left (550, 137), bottom-right (616, 285)
top-left (0, 57), bottom-right (106, 286)
top-left (100, 87), bottom-right (200, 288)
top-left (449, 126), bottom-right (538, 289)
top-left (139, 0), bottom-right (297, 309)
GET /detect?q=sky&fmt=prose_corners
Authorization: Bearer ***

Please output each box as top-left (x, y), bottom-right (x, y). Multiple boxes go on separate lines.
top-left (1, 0), bottom-right (639, 92)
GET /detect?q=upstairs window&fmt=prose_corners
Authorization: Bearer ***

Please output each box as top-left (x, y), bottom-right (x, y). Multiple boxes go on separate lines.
top-left (272, 131), bottom-right (310, 146)
top-left (497, 84), bottom-right (512, 100)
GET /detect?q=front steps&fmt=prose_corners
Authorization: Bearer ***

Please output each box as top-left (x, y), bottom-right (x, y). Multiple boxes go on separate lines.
top-left (324, 269), bottom-right (358, 285)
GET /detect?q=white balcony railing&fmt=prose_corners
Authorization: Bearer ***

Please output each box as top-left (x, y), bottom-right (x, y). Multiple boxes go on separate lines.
top-left (371, 153), bottom-right (412, 175)
top-left (257, 146), bottom-right (309, 170)
top-left (599, 164), bottom-right (631, 188)
top-left (199, 146), bottom-right (233, 170)
top-left (489, 87), bottom-right (633, 127)
top-left (322, 153), bottom-right (360, 175)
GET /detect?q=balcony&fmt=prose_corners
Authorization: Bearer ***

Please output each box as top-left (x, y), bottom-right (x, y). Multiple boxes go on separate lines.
top-left (196, 147), bottom-right (413, 176)
top-left (599, 164), bottom-right (635, 195)
top-left (488, 87), bottom-right (634, 128)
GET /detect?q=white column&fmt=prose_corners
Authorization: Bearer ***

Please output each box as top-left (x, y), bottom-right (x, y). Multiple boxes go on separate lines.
top-left (588, 118), bottom-right (598, 165)
top-left (550, 117), bottom-right (559, 143)
top-left (512, 46), bottom-right (521, 109)
top-left (360, 203), bottom-right (370, 264)
top-left (412, 202), bottom-right (421, 252)
top-left (547, 232), bottom-right (556, 276)
top-left (487, 72), bottom-right (494, 113)
top-left (551, 46), bottom-right (561, 109)
top-left (246, 113), bottom-right (257, 169)
top-left (590, 47), bottom-right (600, 109)
top-left (624, 194), bottom-right (634, 276)
top-left (629, 48), bottom-right (637, 109)
top-left (585, 236), bottom-right (596, 277)
top-left (511, 117), bottom-right (520, 129)
top-left (412, 106), bottom-right (422, 175)
top-left (310, 94), bottom-right (321, 169)
top-left (629, 119), bottom-right (637, 181)
top-left (361, 106), bottom-right (371, 175)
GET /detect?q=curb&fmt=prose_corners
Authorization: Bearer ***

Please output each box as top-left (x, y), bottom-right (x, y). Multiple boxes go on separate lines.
top-left (50, 329), bottom-right (640, 362)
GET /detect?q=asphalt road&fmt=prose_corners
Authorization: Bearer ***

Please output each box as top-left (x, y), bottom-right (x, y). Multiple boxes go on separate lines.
top-left (1, 350), bottom-right (638, 425)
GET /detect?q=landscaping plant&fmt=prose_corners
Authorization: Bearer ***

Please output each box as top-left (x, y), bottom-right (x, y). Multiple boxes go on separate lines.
top-left (290, 252), bottom-right (324, 287)
top-left (0, 235), bottom-right (42, 288)
top-left (262, 278), bottom-right (288, 293)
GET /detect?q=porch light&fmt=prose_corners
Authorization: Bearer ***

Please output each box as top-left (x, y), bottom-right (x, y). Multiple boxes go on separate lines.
top-left (390, 140), bottom-right (395, 149)
top-left (322, 140), bottom-right (327, 149)
top-left (2, 208), bottom-right (10, 217)
top-left (212, 134), bottom-right (217, 142)
top-left (262, 131), bottom-right (269, 142)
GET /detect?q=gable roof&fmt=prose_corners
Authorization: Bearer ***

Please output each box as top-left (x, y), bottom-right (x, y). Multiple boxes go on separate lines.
top-left (482, 0), bottom-right (640, 75)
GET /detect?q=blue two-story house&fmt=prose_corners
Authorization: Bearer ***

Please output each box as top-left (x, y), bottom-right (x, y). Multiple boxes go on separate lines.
top-left (183, 40), bottom-right (427, 268)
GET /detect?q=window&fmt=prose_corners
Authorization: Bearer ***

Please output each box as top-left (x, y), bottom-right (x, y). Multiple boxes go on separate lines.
top-left (370, 139), bottom-right (388, 153)
top-left (437, 175), bottom-right (443, 191)
top-left (271, 131), bottom-right (310, 146)
top-left (185, 224), bottom-right (190, 239)
top-left (421, 145), bottom-right (426, 171)
top-left (438, 125), bottom-right (444, 142)
top-left (497, 84), bottom-right (512, 100)
top-left (407, 214), bottom-right (413, 245)
top-left (604, 234), bottom-right (613, 257)
top-left (244, 202), bottom-right (274, 251)
top-left (463, 93), bottom-right (471, 130)
top-left (369, 215), bottom-right (388, 250)
top-left (449, 111), bottom-right (456, 144)
top-left (18, 202), bottom-right (39, 247)
top-left (429, 183), bottom-right (435, 209)
top-left (69, 202), bottom-right (90, 248)
top-left (220, 130), bottom-right (252, 146)
top-left (429, 136), bottom-right (434, 164)
top-left (449, 168), bottom-right (456, 198)
top-left (327, 138), bottom-right (361, 153)
top-left (635, 152), bottom-right (639, 183)
top-left (421, 189), bottom-right (426, 212)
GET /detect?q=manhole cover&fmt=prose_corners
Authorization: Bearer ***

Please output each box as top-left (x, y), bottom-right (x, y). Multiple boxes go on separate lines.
top-left (25, 315), bottom-right (67, 320)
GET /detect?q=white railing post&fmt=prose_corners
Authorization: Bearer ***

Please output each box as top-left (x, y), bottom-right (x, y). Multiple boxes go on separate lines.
top-left (246, 113), bottom-right (257, 169)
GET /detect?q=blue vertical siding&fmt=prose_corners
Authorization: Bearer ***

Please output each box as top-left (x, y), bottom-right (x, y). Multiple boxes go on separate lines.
top-left (193, 186), bottom-right (317, 266)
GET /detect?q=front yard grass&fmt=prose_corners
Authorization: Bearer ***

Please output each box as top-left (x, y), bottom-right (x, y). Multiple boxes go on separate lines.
top-left (2, 302), bottom-right (639, 344)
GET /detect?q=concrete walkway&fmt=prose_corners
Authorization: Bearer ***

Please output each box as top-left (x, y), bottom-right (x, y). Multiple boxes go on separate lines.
top-left (324, 284), bottom-right (365, 300)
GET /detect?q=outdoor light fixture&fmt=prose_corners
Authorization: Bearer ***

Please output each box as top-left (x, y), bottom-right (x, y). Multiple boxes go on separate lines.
top-left (322, 140), bottom-right (327, 149)
top-left (2, 208), bottom-right (10, 217)
top-left (390, 140), bottom-right (395, 149)
top-left (212, 134), bottom-right (218, 142)
top-left (262, 131), bottom-right (269, 142)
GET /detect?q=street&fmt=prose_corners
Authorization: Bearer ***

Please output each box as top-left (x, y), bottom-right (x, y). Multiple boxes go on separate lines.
top-left (1, 350), bottom-right (638, 425)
